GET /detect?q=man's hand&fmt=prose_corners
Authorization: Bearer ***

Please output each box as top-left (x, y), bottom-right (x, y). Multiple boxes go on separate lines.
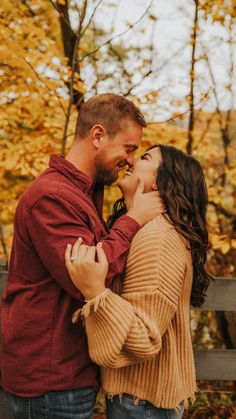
top-left (126, 178), bottom-right (165, 227)
top-left (65, 238), bottom-right (108, 300)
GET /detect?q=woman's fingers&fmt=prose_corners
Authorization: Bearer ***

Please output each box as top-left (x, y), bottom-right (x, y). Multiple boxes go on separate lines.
top-left (86, 246), bottom-right (96, 261)
top-left (65, 239), bottom-right (104, 270)
top-left (65, 243), bottom-right (72, 268)
top-left (96, 243), bottom-right (108, 270)
top-left (71, 237), bottom-right (83, 258)
top-left (65, 241), bottom-right (107, 300)
top-left (77, 244), bottom-right (89, 260)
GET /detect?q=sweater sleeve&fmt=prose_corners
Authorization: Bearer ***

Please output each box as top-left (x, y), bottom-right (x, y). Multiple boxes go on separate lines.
top-left (80, 226), bottom-right (187, 368)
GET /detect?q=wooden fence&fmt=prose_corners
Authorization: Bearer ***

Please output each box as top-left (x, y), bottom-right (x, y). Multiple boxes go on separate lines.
top-left (0, 273), bottom-right (235, 418)
top-left (193, 276), bottom-right (236, 380)
top-left (0, 272), bottom-right (236, 380)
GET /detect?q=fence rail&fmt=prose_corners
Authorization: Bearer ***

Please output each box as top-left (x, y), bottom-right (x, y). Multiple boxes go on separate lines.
top-left (0, 272), bottom-right (236, 381)
top-left (192, 276), bottom-right (236, 380)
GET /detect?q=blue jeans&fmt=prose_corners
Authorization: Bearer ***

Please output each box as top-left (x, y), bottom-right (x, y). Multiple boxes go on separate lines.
top-left (106, 394), bottom-right (185, 419)
top-left (4, 387), bottom-right (97, 419)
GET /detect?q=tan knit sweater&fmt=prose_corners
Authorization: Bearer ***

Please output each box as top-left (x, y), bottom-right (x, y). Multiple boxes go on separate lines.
top-left (76, 215), bottom-right (197, 409)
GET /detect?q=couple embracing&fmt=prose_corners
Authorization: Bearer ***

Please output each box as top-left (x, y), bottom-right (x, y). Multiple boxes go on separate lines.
top-left (1, 94), bottom-right (211, 419)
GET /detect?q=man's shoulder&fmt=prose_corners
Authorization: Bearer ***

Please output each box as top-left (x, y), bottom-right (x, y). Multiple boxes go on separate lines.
top-left (18, 167), bottom-right (86, 212)
top-left (21, 168), bottom-right (62, 201)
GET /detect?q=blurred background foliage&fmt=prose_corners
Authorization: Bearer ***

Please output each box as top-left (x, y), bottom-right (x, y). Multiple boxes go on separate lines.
top-left (0, 0), bottom-right (235, 416)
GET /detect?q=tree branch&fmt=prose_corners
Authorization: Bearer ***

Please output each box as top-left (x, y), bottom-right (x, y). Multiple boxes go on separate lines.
top-left (49, 0), bottom-right (72, 30)
top-left (61, 1), bottom-right (89, 155)
top-left (225, 14), bottom-right (235, 133)
top-left (123, 17), bottom-right (157, 97)
top-left (80, 0), bottom-right (104, 37)
top-left (186, 0), bottom-right (199, 155)
top-left (203, 47), bottom-right (230, 175)
top-left (61, 34), bottom-right (82, 156)
top-left (148, 88), bottom-right (211, 125)
top-left (79, 0), bottom-right (154, 62)
top-left (123, 70), bottom-right (152, 97)
top-left (78, 0), bottom-right (88, 27)
top-left (192, 113), bottom-right (214, 151)
top-left (24, 58), bottom-right (66, 116)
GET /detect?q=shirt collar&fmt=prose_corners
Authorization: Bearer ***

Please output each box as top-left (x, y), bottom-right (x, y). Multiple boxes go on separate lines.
top-left (49, 155), bottom-right (105, 219)
top-left (49, 154), bottom-right (95, 195)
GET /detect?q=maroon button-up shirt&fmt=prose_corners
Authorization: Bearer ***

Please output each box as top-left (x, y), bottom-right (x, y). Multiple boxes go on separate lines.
top-left (1, 155), bottom-right (140, 397)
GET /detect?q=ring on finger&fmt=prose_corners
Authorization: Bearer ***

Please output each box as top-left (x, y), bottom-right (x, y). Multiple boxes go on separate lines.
top-left (70, 256), bottom-right (79, 262)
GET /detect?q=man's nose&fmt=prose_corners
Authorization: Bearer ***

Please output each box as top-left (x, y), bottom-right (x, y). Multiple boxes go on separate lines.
top-left (126, 155), bottom-right (134, 167)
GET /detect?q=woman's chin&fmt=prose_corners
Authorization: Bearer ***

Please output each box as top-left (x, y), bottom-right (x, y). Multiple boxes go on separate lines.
top-left (118, 178), bottom-right (125, 195)
top-left (118, 177), bottom-right (136, 202)
top-left (118, 177), bottom-right (130, 196)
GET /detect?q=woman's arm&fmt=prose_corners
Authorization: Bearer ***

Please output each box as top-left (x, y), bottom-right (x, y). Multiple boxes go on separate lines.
top-left (65, 228), bottom-right (187, 368)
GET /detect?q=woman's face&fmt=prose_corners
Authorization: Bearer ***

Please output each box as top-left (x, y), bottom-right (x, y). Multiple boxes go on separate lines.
top-left (118, 147), bottom-right (162, 200)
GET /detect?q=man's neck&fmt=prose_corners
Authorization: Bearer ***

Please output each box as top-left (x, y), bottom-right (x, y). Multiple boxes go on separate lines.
top-left (66, 141), bottom-right (96, 180)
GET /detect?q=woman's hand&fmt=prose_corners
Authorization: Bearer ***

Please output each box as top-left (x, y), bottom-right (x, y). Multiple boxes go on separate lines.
top-left (65, 238), bottom-right (108, 300)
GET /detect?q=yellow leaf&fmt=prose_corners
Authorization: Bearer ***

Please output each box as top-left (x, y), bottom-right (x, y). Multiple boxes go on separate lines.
top-left (221, 243), bottom-right (230, 255)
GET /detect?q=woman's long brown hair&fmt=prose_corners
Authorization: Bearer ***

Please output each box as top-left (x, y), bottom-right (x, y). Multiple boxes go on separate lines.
top-left (107, 144), bottom-right (213, 307)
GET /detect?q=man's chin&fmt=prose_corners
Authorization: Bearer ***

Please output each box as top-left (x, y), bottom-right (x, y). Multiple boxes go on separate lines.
top-left (104, 174), bottom-right (118, 186)
top-left (97, 173), bottom-right (118, 186)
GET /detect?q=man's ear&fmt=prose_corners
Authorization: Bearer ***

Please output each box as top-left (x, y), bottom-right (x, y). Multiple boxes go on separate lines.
top-left (152, 182), bottom-right (158, 191)
top-left (90, 125), bottom-right (107, 149)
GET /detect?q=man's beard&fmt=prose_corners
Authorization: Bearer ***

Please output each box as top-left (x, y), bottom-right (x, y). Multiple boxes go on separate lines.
top-left (94, 154), bottom-right (118, 186)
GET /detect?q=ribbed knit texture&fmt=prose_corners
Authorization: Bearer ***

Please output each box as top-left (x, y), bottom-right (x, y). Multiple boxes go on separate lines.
top-left (78, 215), bottom-right (197, 409)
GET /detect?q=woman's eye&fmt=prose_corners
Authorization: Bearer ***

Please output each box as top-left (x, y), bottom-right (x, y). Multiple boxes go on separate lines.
top-left (141, 155), bottom-right (147, 160)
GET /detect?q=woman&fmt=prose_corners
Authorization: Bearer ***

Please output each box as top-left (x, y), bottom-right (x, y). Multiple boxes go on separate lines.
top-left (65, 144), bottom-right (212, 419)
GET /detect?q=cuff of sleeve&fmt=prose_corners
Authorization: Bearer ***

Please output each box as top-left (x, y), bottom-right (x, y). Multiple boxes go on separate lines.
top-left (85, 288), bottom-right (109, 303)
top-left (73, 289), bottom-right (134, 329)
top-left (72, 289), bottom-right (111, 323)
top-left (84, 290), bottom-right (134, 328)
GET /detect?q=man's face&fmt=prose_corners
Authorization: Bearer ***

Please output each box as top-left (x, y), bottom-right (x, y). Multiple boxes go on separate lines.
top-left (95, 119), bottom-right (143, 185)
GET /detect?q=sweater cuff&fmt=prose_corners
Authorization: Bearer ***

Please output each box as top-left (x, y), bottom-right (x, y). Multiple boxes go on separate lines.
top-left (85, 288), bottom-right (109, 303)
top-left (72, 289), bottom-right (112, 323)
top-left (73, 289), bottom-right (134, 326)
top-left (84, 290), bottom-right (134, 330)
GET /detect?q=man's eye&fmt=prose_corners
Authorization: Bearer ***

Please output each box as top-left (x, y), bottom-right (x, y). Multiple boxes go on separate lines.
top-left (140, 155), bottom-right (147, 160)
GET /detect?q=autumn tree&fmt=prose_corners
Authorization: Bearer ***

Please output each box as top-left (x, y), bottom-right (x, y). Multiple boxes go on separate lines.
top-left (0, 0), bottom-right (156, 256)
top-left (0, 0), bottom-right (236, 413)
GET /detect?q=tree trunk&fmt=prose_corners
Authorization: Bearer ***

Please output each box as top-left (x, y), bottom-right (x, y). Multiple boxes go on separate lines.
top-left (186, 0), bottom-right (199, 155)
top-left (57, 0), bottom-right (84, 109)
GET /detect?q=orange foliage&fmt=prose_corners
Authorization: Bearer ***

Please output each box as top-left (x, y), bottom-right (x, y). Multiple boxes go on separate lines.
top-left (0, 0), bottom-right (235, 278)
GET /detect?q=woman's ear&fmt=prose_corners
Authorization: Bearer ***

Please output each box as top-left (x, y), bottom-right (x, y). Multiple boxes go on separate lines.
top-left (152, 182), bottom-right (158, 191)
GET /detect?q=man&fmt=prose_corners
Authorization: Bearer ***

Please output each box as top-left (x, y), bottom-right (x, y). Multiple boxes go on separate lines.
top-left (1, 94), bottom-right (163, 419)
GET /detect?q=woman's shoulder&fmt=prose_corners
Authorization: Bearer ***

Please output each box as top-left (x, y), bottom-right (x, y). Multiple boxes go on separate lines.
top-left (147, 213), bottom-right (173, 229)
top-left (125, 214), bottom-right (190, 294)
top-left (139, 214), bottom-right (177, 236)
top-left (133, 214), bottom-right (188, 253)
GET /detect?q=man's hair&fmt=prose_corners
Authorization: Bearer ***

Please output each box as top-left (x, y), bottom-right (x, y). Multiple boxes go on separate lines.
top-left (75, 93), bottom-right (146, 139)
